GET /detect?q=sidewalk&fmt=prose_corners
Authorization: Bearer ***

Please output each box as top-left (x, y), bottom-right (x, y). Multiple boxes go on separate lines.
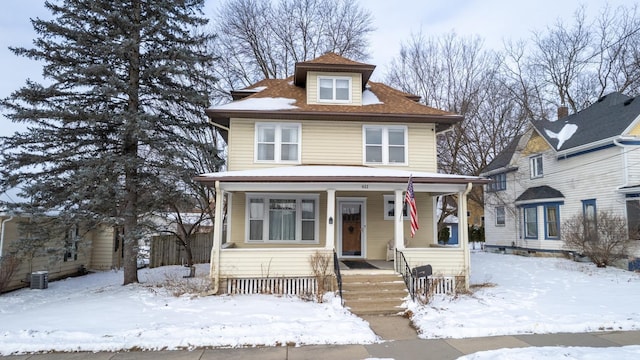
top-left (2, 330), bottom-right (639, 359)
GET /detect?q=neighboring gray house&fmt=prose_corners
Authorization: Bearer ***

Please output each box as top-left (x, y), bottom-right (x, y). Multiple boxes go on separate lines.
top-left (482, 92), bottom-right (640, 267)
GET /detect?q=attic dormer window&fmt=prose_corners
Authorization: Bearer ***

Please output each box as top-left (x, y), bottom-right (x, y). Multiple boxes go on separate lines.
top-left (318, 76), bottom-right (351, 102)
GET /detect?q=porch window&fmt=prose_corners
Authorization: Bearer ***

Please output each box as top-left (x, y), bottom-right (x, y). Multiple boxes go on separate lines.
top-left (255, 123), bottom-right (300, 163)
top-left (523, 206), bottom-right (537, 239)
top-left (383, 195), bottom-right (408, 220)
top-left (364, 126), bottom-right (407, 165)
top-left (246, 194), bottom-right (319, 243)
top-left (530, 155), bottom-right (543, 178)
top-left (318, 76), bottom-right (351, 102)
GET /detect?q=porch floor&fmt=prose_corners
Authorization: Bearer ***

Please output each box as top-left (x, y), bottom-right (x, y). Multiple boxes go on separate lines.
top-left (339, 260), bottom-right (395, 271)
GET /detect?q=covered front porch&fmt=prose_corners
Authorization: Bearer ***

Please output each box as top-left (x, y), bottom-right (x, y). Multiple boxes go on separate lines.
top-left (194, 166), bottom-right (486, 295)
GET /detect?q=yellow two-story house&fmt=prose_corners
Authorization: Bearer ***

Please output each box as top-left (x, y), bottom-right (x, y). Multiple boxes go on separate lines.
top-left (195, 53), bottom-right (486, 296)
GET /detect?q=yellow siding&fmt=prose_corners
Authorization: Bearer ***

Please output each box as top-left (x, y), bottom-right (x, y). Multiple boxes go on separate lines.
top-left (228, 119), bottom-right (437, 172)
top-left (218, 248), bottom-right (331, 277)
top-left (306, 71), bottom-right (362, 106)
top-left (628, 122), bottom-right (640, 136)
top-left (90, 225), bottom-right (116, 270)
top-left (402, 248), bottom-right (466, 277)
top-left (522, 132), bottom-right (551, 155)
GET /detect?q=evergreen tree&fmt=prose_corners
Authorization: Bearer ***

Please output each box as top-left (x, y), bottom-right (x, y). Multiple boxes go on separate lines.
top-left (0, 0), bottom-right (217, 285)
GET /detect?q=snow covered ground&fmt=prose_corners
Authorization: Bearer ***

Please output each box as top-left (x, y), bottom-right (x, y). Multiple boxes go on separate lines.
top-left (1, 251), bottom-right (639, 358)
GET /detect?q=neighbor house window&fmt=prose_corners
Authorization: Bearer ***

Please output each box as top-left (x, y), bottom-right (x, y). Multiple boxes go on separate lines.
top-left (383, 194), bottom-right (408, 220)
top-left (246, 194), bottom-right (319, 243)
top-left (544, 204), bottom-right (560, 239)
top-left (523, 206), bottom-right (538, 238)
top-left (487, 173), bottom-right (507, 192)
top-left (364, 126), bottom-right (407, 165)
top-left (582, 199), bottom-right (597, 240)
top-left (64, 225), bottom-right (80, 262)
top-left (255, 123), bottom-right (300, 163)
top-left (530, 155), bottom-right (543, 178)
top-left (626, 199), bottom-right (640, 239)
top-left (495, 206), bottom-right (505, 226)
top-left (318, 76), bottom-right (351, 102)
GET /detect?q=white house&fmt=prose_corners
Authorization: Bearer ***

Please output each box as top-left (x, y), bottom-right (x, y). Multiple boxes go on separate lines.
top-left (482, 92), bottom-right (640, 269)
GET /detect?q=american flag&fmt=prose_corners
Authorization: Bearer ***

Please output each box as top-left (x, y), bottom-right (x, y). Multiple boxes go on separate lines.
top-left (405, 175), bottom-right (419, 237)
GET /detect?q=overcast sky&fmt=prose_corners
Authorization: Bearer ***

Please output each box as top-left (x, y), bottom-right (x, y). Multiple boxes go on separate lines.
top-left (0, 0), bottom-right (634, 138)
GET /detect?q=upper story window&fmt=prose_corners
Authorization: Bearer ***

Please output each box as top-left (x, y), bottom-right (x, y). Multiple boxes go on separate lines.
top-left (255, 123), bottom-right (301, 163)
top-left (530, 155), bottom-right (543, 178)
top-left (318, 76), bottom-right (351, 102)
top-left (487, 173), bottom-right (507, 192)
top-left (363, 125), bottom-right (407, 165)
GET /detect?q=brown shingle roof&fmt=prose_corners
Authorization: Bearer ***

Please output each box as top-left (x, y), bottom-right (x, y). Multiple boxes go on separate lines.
top-left (208, 53), bottom-right (462, 136)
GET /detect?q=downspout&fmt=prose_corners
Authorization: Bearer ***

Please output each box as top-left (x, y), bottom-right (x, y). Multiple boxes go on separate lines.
top-left (1, 215), bottom-right (15, 258)
top-left (209, 181), bottom-right (223, 295)
top-left (613, 138), bottom-right (629, 188)
top-left (461, 183), bottom-right (473, 291)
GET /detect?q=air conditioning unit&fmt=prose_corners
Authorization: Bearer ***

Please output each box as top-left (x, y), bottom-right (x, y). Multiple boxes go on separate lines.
top-left (30, 271), bottom-right (49, 290)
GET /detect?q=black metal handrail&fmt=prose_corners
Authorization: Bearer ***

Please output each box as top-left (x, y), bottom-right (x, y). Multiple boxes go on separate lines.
top-left (333, 250), bottom-right (343, 306)
top-left (396, 249), bottom-right (416, 301)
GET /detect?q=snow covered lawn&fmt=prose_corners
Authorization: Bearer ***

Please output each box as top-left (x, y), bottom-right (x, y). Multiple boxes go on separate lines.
top-left (1, 251), bottom-right (639, 356)
top-left (411, 252), bottom-right (640, 338)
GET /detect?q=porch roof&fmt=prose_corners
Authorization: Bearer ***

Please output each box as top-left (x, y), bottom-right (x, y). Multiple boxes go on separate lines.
top-left (194, 165), bottom-right (488, 188)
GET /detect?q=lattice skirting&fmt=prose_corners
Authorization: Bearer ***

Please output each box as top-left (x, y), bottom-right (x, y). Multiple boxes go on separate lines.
top-left (225, 277), bottom-right (318, 296)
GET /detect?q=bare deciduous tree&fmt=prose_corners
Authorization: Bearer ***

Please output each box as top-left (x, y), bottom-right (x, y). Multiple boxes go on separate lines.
top-left (562, 210), bottom-right (631, 268)
top-left (211, 0), bottom-right (374, 102)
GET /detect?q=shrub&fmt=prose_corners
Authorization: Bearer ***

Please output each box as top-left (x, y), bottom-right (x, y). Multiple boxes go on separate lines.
top-left (562, 210), bottom-right (631, 267)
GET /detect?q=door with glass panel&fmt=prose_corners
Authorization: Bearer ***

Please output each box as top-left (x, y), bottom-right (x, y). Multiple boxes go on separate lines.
top-left (339, 201), bottom-right (364, 257)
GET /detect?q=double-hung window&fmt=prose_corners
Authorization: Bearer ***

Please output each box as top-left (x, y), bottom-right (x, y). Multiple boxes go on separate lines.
top-left (495, 206), bottom-right (505, 226)
top-left (523, 206), bottom-right (538, 239)
top-left (255, 123), bottom-right (300, 163)
top-left (530, 155), bottom-right (543, 178)
top-left (364, 126), bottom-right (407, 165)
top-left (544, 204), bottom-right (560, 239)
top-left (318, 76), bottom-right (351, 102)
top-left (488, 173), bottom-right (506, 191)
top-left (582, 199), bottom-right (597, 241)
top-left (247, 194), bottom-right (319, 243)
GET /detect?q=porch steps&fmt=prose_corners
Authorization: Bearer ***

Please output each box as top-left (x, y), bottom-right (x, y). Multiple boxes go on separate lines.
top-left (340, 272), bottom-right (408, 316)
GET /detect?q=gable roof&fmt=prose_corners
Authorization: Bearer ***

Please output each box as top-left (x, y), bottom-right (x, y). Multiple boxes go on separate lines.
top-left (481, 134), bottom-right (523, 175)
top-left (208, 53), bottom-right (462, 139)
top-left (531, 92), bottom-right (640, 152)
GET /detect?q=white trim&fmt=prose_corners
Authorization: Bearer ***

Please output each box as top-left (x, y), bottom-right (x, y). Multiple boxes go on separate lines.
top-left (245, 193), bottom-right (320, 244)
top-left (362, 125), bottom-right (409, 166)
top-left (529, 154), bottom-right (543, 178)
top-left (317, 76), bottom-right (352, 103)
top-left (254, 122), bottom-right (301, 164)
top-left (337, 197), bottom-right (367, 258)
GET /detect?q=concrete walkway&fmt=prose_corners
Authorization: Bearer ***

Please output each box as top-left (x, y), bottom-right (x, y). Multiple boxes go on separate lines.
top-left (2, 316), bottom-right (640, 360)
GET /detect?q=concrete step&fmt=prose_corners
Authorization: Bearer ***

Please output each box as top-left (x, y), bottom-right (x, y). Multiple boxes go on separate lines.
top-left (340, 272), bottom-right (408, 316)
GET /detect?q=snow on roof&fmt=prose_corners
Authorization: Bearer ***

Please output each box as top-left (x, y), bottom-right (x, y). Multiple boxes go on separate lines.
top-left (212, 97), bottom-right (298, 111)
top-left (199, 165), bottom-right (478, 180)
top-left (362, 89), bottom-right (383, 105)
top-left (544, 124), bottom-right (578, 150)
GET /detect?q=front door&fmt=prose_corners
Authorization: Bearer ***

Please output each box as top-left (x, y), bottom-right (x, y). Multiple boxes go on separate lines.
top-left (339, 201), bottom-right (365, 257)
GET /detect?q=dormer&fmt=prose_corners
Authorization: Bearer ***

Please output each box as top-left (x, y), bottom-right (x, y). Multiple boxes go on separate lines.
top-left (293, 53), bottom-right (375, 106)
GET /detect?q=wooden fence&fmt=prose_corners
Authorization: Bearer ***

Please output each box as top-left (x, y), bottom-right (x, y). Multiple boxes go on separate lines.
top-left (149, 233), bottom-right (212, 268)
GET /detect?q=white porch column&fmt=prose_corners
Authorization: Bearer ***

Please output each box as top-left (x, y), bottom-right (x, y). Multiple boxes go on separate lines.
top-left (394, 189), bottom-right (405, 250)
top-left (210, 181), bottom-right (224, 292)
top-left (325, 189), bottom-right (336, 250)
top-left (458, 183), bottom-right (472, 291)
